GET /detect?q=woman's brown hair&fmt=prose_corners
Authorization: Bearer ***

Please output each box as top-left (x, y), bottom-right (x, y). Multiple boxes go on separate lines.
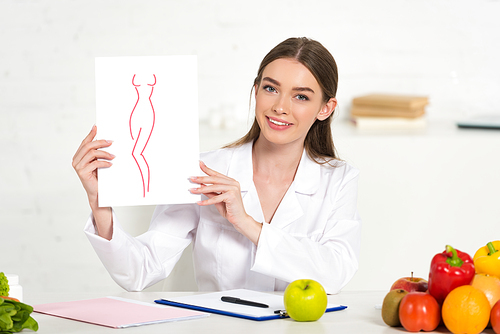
top-left (226, 37), bottom-right (339, 164)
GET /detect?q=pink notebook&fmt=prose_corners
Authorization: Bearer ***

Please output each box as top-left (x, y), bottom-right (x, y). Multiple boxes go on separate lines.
top-left (34, 296), bottom-right (209, 328)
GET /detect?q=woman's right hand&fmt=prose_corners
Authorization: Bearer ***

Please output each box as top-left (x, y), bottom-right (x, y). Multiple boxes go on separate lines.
top-left (72, 125), bottom-right (114, 209)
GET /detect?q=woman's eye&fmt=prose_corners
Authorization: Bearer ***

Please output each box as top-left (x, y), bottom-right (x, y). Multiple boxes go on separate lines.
top-left (263, 85), bottom-right (276, 93)
top-left (296, 94), bottom-right (309, 101)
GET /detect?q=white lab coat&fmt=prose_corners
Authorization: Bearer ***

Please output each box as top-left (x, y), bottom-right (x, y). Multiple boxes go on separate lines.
top-left (84, 142), bottom-right (362, 294)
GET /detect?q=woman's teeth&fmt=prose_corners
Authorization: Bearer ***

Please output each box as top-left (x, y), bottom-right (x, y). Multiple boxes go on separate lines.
top-left (269, 118), bottom-right (291, 126)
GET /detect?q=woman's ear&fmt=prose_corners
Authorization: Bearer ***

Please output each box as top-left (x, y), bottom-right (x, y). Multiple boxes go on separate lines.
top-left (317, 98), bottom-right (338, 121)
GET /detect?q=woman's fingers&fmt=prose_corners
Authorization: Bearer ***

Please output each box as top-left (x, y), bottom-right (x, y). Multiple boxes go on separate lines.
top-left (72, 139), bottom-right (114, 169)
top-left (190, 175), bottom-right (236, 187)
top-left (198, 160), bottom-right (232, 179)
top-left (190, 183), bottom-right (237, 196)
top-left (73, 125), bottom-right (97, 161)
top-left (79, 159), bottom-right (113, 178)
top-left (72, 125), bottom-right (113, 168)
top-left (190, 162), bottom-right (237, 186)
top-left (196, 161), bottom-right (260, 244)
top-left (191, 161), bottom-right (237, 186)
top-left (199, 160), bottom-right (214, 174)
top-left (196, 193), bottom-right (227, 206)
top-left (74, 148), bottom-right (115, 174)
top-left (72, 125), bottom-right (116, 208)
top-left (72, 125), bottom-right (115, 198)
top-left (191, 161), bottom-right (241, 198)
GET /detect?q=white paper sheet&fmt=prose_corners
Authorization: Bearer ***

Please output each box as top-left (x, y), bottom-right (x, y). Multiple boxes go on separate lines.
top-left (161, 289), bottom-right (343, 318)
top-left (95, 56), bottom-right (200, 207)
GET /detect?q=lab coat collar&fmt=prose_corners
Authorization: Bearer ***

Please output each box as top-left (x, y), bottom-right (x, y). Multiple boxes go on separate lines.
top-left (226, 142), bottom-right (254, 192)
top-left (293, 149), bottom-right (321, 195)
top-left (226, 141), bottom-right (321, 195)
top-left (226, 142), bottom-right (322, 228)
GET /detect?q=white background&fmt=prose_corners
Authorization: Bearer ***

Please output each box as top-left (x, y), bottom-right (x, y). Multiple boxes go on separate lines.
top-left (1, 0), bottom-right (499, 296)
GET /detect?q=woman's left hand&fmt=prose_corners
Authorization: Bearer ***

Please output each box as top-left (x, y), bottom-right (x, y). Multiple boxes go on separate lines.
top-left (190, 161), bottom-right (262, 245)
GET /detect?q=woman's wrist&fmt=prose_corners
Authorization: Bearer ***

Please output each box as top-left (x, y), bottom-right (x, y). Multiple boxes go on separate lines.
top-left (239, 215), bottom-right (262, 246)
top-left (87, 194), bottom-right (100, 211)
top-left (89, 204), bottom-right (113, 240)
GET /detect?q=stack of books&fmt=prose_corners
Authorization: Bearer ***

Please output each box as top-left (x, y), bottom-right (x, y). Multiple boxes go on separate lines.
top-left (350, 94), bottom-right (429, 129)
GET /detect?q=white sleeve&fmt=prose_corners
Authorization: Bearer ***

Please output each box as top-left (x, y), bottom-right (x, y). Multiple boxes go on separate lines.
top-left (251, 170), bottom-right (362, 294)
top-left (84, 203), bottom-right (199, 291)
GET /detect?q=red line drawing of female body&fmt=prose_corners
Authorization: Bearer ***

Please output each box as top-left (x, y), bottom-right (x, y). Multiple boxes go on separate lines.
top-left (129, 74), bottom-right (156, 198)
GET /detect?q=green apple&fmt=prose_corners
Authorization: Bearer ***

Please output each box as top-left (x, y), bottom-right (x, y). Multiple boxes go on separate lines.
top-left (283, 279), bottom-right (328, 321)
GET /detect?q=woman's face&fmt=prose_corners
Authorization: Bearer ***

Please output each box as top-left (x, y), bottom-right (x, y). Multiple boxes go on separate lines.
top-left (254, 58), bottom-right (336, 148)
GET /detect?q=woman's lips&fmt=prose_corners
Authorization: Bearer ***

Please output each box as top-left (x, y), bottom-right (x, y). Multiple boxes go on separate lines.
top-left (266, 116), bottom-right (293, 130)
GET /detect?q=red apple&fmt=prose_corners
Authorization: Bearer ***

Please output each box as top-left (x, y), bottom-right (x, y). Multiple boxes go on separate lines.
top-left (399, 292), bottom-right (440, 332)
top-left (391, 272), bottom-right (428, 293)
top-left (492, 299), bottom-right (500, 334)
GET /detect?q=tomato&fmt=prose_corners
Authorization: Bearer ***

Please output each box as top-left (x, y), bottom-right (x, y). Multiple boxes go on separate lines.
top-left (399, 292), bottom-right (441, 332)
top-left (492, 300), bottom-right (500, 334)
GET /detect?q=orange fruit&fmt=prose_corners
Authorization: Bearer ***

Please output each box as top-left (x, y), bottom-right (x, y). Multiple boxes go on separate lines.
top-left (471, 273), bottom-right (500, 308)
top-left (442, 285), bottom-right (491, 334)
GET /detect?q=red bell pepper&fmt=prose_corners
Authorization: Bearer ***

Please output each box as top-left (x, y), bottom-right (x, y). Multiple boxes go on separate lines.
top-left (428, 245), bottom-right (475, 305)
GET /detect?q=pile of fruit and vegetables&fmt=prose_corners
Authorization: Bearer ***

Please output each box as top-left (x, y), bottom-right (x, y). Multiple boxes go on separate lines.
top-left (382, 241), bottom-right (500, 334)
top-left (0, 272), bottom-right (38, 333)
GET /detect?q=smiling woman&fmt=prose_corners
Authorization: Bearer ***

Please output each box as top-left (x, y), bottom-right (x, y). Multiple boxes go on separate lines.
top-left (228, 37), bottom-right (340, 164)
top-left (73, 37), bottom-right (361, 295)
top-left (253, 58), bottom-right (337, 149)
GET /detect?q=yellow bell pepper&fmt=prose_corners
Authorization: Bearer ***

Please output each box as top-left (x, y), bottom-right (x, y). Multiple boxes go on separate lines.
top-left (473, 241), bottom-right (500, 278)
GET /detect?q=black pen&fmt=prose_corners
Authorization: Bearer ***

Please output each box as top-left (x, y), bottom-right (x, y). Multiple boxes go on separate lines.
top-left (221, 296), bottom-right (269, 308)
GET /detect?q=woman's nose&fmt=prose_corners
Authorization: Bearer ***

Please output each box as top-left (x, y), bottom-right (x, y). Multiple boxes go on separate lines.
top-left (273, 96), bottom-right (289, 114)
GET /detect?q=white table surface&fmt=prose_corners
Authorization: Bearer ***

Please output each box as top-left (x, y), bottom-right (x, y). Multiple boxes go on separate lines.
top-left (23, 290), bottom-right (496, 333)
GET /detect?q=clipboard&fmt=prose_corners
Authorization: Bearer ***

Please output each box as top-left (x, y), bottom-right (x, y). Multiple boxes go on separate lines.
top-left (154, 289), bottom-right (347, 321)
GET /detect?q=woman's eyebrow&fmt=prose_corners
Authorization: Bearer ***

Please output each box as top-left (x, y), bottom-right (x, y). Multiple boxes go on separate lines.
top-left (293, 86), bottom-right (315, 94)
top-left (262, 77), bottom-right (280, 86)
top-left (262, 77), bottom-right (315, 94)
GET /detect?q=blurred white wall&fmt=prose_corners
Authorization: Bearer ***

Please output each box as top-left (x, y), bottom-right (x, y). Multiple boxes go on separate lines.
top-left (1, 0), bottom-right (499, 295)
